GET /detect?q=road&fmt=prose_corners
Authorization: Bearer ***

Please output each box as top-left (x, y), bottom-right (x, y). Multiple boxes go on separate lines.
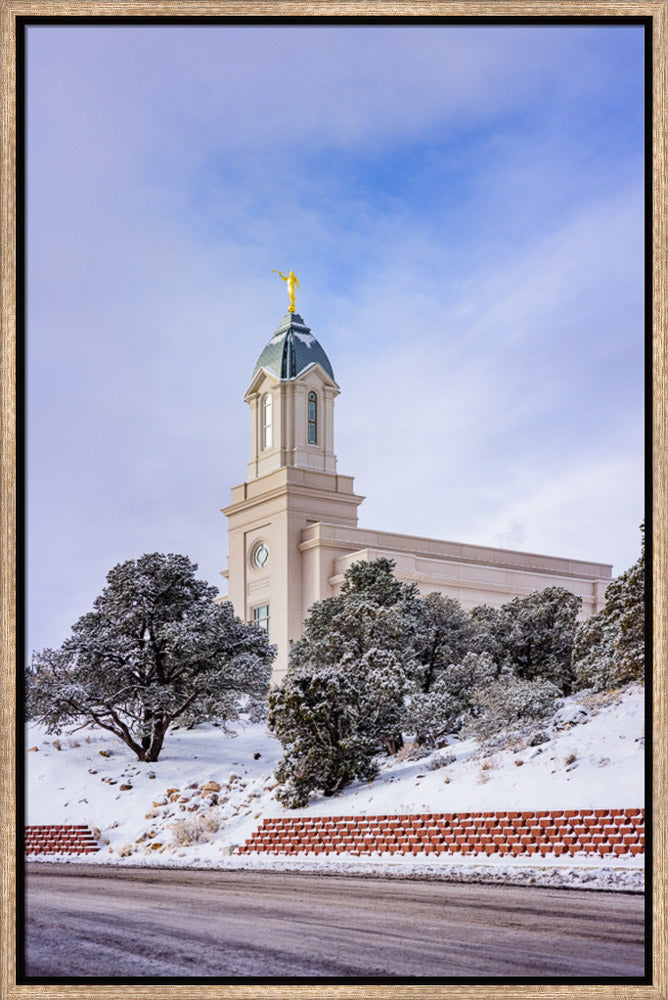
top-left (24, 863), bottom-right (645, 979)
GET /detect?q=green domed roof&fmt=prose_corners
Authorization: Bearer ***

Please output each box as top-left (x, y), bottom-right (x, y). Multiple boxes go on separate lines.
top-left (251, 313), bottom-right (336, 383)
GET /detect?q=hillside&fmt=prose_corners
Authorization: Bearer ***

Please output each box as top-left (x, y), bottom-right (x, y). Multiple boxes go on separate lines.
top-left (25, 683), bottom-right (645, 889)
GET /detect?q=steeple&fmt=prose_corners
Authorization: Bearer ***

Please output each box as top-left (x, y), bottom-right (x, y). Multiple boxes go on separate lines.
top-left (244, 312), bottom-right (339, 481)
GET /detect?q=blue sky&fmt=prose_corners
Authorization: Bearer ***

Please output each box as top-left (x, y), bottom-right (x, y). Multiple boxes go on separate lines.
top-left (26, 23), bottom-right (646, 655)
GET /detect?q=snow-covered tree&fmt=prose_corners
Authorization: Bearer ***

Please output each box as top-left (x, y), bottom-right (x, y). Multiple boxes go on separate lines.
top-left (471, 587), bottom-right (582, 694)
top-left (27, 553), bottom-right (274, 761)
top-left (408, 592), bottom-right (475, 694)
top-left (404, 651), bottom-right (496, 748)
top-left (269, 559), bottom-right (416, 806)
top-left (269, 664), bottom-right (388, 808)
top-left (573, 533), bottom-right (645, 691)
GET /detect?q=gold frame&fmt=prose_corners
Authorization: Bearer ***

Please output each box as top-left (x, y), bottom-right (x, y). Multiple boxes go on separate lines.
top-left (1, 4), bottom-right (665, 998)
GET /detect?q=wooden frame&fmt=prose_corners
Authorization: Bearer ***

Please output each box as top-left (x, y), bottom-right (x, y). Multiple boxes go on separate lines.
top-left (1, 4), bottom-right (665, 998)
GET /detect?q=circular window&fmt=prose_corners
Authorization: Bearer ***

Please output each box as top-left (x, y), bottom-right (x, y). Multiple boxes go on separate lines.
top-left (251, 542), bottom-right (270, 569)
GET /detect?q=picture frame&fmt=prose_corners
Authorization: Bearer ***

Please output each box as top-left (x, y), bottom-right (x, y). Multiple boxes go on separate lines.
top-left (1, 3), bottom-right (665, 997)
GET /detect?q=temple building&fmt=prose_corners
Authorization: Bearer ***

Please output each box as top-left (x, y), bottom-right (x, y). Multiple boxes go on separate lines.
top-left (221, 299), bottom-right (611, 683)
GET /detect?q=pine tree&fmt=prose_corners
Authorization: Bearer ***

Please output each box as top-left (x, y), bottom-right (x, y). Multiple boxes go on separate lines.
top-left (27, 553), bottom-right (274, 761)
top-left (408, 592), bottom-right (475, 694)
top-left (471, 587), bottom-right (582, 694)
top-left (269, 559), bottom-right (416, 806)
top-left (573, 532), bottom-right (645, 691)
top-left (404, 651), bottom-right (496, 748)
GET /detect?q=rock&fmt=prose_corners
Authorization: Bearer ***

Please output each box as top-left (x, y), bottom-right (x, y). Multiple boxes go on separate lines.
top-left (201, 780), bottom-right (221, 794)
top-left (28, 746), bottom-right (38, 752)
top-left (553, 705), bottom-right (589, 729)
top-left (166, 787), bottom-right (179, 796)
top-left (120, 784), bottom-right (133, 791)
top-left (148, 772), bottom-right (156, 780)
top-left (253, 752), bottom-right (262, 760)
top-left (529, 730), bottom-right (549, 746)
top-left (98, 749), bottom-right (112, 758)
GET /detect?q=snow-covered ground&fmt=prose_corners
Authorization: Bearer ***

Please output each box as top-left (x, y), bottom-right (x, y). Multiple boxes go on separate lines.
top-left (25, 683), bottom-right (645, 891)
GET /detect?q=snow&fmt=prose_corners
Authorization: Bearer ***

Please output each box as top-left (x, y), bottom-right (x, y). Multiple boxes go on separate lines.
top-left (293, 331), bottom-right (315, 346)
top-left (25, 684), bottom-right (645, 890)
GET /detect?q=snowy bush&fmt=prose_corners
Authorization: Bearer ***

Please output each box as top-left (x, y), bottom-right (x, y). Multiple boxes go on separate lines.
top-left (427, 752), bottom-right (457, 770)
top-left (464, 675), bottom-right (561, 745)
top-left (169, 808), bottom-right (223, 846)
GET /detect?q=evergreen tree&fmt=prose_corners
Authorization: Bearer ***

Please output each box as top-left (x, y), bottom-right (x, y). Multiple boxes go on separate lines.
top-left (269, 559), bottom-right (416, 806)
top-left (404, 651), bottom-right (496, 748)
top-left (470, 603), bottom-right (512, 667)
top-left (573, 533), bottom-right (645, 691)
top-left (27, 553), bottom-right (274, 761)
top-left (409, 592), bottom-right (475, 694)
top-left (471, 587), bottom-right (582, 694)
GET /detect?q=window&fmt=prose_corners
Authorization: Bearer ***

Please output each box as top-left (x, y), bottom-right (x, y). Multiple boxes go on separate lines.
top-left (252, 604), bottom-right (270, 638)
top-left (307, 391), bottom-right (317, 445)
top-left (251, 542), bottom-right (269, 568)
top-left (262, 393), bottom-right (272, 450)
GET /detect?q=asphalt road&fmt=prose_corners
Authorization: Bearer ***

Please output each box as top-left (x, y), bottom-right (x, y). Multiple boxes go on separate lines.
top-left (24, 863), bottom-right (645, 979)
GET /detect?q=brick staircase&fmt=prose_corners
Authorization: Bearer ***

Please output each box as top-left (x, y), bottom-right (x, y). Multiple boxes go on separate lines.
top-left (25, 825), bottom-right (100, 856)
top-left (236, 809), bottom-right (645, 859)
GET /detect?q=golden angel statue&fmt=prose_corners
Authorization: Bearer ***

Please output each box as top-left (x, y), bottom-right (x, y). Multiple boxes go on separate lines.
top-left (272, 269), bottom-right (299, 313)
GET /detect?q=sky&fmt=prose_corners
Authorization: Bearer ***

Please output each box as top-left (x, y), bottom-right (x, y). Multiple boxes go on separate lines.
top-left (25, 22), bottom-right (646, 656)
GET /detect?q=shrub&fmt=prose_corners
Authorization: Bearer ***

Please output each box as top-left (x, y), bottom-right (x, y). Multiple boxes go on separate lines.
top-left (465, 675), bottom-right (561, 745)
top-left (169, 809), bottom-right (222, 846)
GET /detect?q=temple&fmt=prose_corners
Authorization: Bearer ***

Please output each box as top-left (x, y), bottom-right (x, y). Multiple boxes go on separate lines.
top-left (221, 308), bottom-right (611, 682)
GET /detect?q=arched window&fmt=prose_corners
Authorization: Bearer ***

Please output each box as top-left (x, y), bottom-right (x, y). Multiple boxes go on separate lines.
top-left (262, 393), bottom-right (272, 450)
top-left (307, 391), bottom-right (317, 445)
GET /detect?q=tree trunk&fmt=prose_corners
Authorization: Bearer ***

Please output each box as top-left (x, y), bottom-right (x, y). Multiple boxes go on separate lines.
top-left (146, 716), bottom-right (170, 762)
top-left (384, 734), bottom-right (403, 755)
